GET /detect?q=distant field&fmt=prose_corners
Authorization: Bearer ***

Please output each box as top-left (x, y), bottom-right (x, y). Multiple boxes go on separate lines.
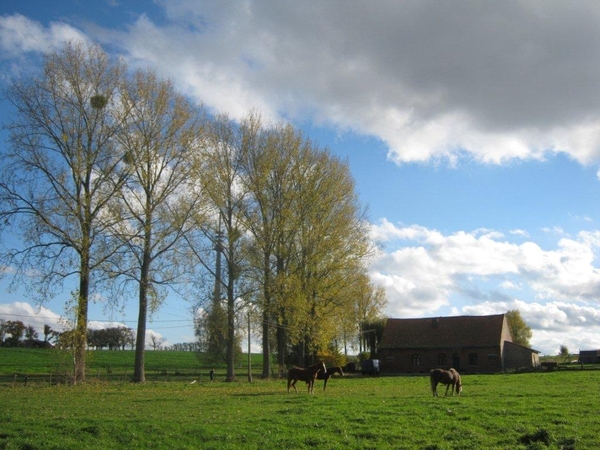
top-left (0, 348), bottom-right (597, 449)
top-left (0, 348), bottom-right (262, 383)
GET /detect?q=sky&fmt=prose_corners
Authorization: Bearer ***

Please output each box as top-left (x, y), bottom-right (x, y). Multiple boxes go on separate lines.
top-left (1, 1), bottom-right (600, 355)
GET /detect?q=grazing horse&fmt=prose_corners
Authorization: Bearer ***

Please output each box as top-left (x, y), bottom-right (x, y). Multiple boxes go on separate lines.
top-left (316, 366), bottom-right (344, 391)
top-left (430, 368), bottom-right (462, 397)
top-left (287, 361), bottom-right (327, 394)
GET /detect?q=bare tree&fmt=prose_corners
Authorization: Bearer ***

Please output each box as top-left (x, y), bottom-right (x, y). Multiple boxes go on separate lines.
top-left (0, 42), bottom-right (128, 382)
top-left (197, 112), bottom-right (260, 381)
top-left (149, 332), bottom-right (162, 350)
top-left (107, 68), bottom-right (207, 382)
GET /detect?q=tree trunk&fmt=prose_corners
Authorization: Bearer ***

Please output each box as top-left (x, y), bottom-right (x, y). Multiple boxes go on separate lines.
top-left (261, 309), bottom-right (270, 378)
top-left (225, 240), bottom-right (236, 382)
top-left (226, 274), bottom-right (236, 382)
top-left (73, 263), bottom-right (90, 383)
top-left (133, 292), bottom-right (147, 382)
top-left (276, 315), bottom-right (286, 376)
top-left (133, 230), bottom-right (152, 383)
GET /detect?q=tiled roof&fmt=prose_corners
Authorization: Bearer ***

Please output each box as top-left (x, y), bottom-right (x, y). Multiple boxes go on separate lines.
top-left (379, 314), bottom-right (508, 349)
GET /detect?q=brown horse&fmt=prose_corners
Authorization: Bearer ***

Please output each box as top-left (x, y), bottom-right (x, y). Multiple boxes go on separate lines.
top-left (430, 368), bottom-right (462, 397)
top-left (316, 366), bottom-right (344, 391)
top-left (287, 361), bottom-right (327, 394)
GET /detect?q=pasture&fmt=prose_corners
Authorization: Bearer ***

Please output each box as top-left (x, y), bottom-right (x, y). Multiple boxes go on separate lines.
top-left (0, 351), bottom-right (597, 449)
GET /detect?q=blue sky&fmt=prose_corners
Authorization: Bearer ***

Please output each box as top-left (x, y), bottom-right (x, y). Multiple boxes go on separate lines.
top-left (2, 1), bottom-right (600, 355)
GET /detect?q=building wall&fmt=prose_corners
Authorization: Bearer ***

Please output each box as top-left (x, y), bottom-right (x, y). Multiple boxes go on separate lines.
top-left (499, 316), bottom-right (513, 364)
top-left (379, 345), bottom-right (504, 374)
top-left (503, 341), bottom-right (540, 370)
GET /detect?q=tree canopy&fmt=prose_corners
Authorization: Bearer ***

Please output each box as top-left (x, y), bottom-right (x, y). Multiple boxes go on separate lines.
top-left (0, 41), bottom-right (386, 382)
top-left (506, 309), bottom-right (532, 348)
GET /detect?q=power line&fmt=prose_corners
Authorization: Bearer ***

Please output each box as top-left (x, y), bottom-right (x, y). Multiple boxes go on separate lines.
top-left (0, 312), bottom-right (191, 324)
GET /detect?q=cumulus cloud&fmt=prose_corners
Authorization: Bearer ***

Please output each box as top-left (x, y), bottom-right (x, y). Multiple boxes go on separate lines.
top-left (370, 221), bottom-right (600, 354)
top-left (0, 301), bottom-right (63, 336)
top-left (0, 302), bottom-right (170, 349)
top-left (3, 3), bottom-right (600, 165)
top-left (87, 1), bottom-right (600, 165)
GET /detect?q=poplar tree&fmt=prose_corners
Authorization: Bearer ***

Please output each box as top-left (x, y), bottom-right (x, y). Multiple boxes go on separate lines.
top-left (243, 120), bottom-right (378, 369)
top-left (286, 145), bottom-right (373, 364)
top-left (197, 112), bottom-right (260, 381)
top-left (0, 42), bottom-right (127, 382)
top-left (108, 68), bottom-right (206, 382)
top-left (242, 119), bottom-right (303, 377)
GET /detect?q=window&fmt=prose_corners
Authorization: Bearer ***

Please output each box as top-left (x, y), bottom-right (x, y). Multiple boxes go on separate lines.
top-left (386, 356), bottom-right (394, 363)
top-left (411, 354), bottom-right (420, 366)
top-left (487, 353), bottom-right (498, 360)
top-left (469, 353), bottom-right (478, 365)
top-left (438, 353), bottom-right (447, 366)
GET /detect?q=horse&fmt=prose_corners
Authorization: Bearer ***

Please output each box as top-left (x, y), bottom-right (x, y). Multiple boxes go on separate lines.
top-left (287, 361), bottom-right (327, 394)
top-left (430, 368), bottom-right (462, 397)
top-left (316, 366), bottom-right (344, 391)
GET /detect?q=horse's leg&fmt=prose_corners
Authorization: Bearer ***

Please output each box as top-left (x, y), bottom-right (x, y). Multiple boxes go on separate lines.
top-left (445, 383), bottom-right (451, 396)
top-left (323, 376), bottom-right (328, 391)
top-left (431, 375), bottom-right (438, 397)
top-left (291, 378), bottom-right (298, 393)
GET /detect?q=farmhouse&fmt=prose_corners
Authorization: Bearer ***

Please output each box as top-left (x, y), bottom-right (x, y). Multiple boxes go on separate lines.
top-left (378, 314), bottom-right (540, 374)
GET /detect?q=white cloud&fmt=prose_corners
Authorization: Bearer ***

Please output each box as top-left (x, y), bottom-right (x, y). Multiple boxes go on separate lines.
top-left (83, 2), bottom-right (600, 166)
top-left (4, 4), bottom-right (600, 165)
top-left (0, 302), bottom-right (170, 349)
top-left (464, 300), bottom-right (600, 354)
top-left (0, 14), bottom-right (87, 56)
top-left (510, 229), bottom-right (530, 238)
top-left (0, 301), bottom-right (63, 336)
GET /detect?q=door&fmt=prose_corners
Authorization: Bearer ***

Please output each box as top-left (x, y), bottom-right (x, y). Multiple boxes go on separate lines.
top-left (452, 354), bottom-right (460, 370)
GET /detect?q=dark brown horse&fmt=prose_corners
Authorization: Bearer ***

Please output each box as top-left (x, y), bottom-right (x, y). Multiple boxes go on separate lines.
top-left (316, 366), bottom-right (344, 391)
top-left (287, 361), bottom-right (327, 394)
top-left (430, 368), bottom-right (462, 397)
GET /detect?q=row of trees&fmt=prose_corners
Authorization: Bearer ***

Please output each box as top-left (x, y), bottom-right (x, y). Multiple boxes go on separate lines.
top-left (0, 318), bottom-right (186, 351)
top-left (0, 41), bottom-right (385, 382)
top-left (0, 320), bottom-right (55, 347)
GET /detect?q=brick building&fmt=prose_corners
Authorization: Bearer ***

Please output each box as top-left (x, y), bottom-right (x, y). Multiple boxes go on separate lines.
top-left (378, 314), bottom-right (540, 374)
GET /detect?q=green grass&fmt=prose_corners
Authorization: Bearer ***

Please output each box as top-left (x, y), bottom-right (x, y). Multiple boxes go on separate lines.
top-left (0, 348), bottom-right (263, 383)
top-left (0, 349), bottom-right (596, 449)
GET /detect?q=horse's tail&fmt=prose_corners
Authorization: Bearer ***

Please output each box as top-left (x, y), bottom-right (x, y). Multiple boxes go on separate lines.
top-left (429, 369), bottom-right (436, 395)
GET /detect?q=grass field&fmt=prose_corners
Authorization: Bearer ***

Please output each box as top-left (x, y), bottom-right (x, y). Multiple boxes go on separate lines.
top-left (0, 349), bottom-right (597, 449)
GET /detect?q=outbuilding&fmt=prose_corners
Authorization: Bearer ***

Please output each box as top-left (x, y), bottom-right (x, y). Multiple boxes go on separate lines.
top-left (578, 349), bottom-right (600, 364)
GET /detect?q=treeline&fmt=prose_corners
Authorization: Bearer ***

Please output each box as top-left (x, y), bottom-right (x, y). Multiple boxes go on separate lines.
top-left (0, 320), bottom-right (55, 348)
top-left (0, 319), bottom-right (200, 352)
top-left (0, 41), bottom-right (385, 383)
